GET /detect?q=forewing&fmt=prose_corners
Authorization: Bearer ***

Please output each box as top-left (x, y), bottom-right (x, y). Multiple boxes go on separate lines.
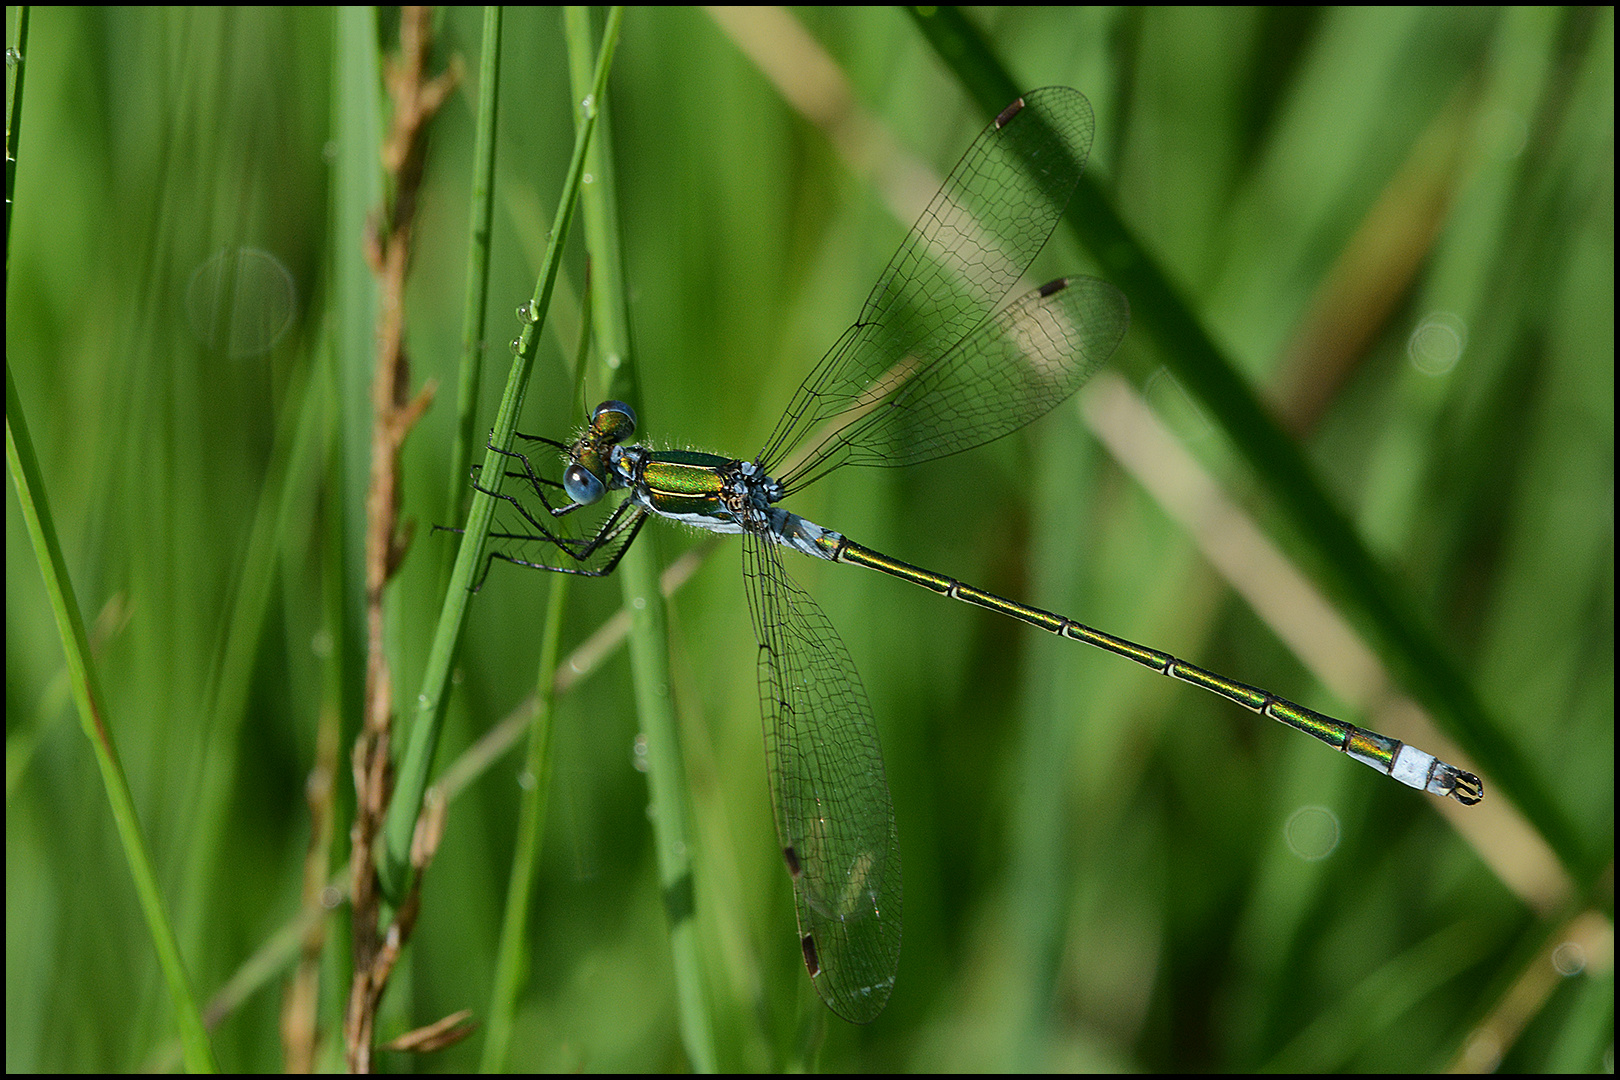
top-left (758, 86), bottom-right (1097, 478)
top-left (778, 274), bottom-right (1128, 491)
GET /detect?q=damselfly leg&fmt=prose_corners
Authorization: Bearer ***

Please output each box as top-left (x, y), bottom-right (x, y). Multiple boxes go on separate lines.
top-left (456, 435), bottom-right (651, 588)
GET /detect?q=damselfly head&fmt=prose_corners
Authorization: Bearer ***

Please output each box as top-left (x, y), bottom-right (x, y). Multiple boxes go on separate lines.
top-left (564, 401), bottom-right (638, 506)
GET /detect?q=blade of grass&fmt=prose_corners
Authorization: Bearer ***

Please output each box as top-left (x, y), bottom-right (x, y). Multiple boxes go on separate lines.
top-left (566, 6), bottom-right (718, 1068)
top-left (483, 73), bottom-right (585, 1060)
top-left (439, 6), bottom-right (503, 595)
top-left (4, 5), bottom-right (30, 259)
top-left (7, 366), bottom-right (218, 1072)
top-left (180, 322), bottom-right (324, 955)
top-left (380, 6), bottom-right (624, 899)
top-left (481, 522), bottom-right (571, 1072)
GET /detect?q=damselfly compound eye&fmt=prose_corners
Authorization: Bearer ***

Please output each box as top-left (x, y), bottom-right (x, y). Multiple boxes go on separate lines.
top-left (563, 463), bottom-right (606, 505)
top-left (591, 400), bottom-right (637, 441)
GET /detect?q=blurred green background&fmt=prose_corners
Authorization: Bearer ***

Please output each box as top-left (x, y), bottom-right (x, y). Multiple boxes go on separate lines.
top-left (6, 6), bottom-right (1612, 1071)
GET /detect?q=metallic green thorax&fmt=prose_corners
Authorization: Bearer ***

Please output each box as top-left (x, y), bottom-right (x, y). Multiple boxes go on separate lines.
top-left (626, 449), bottom-right (846, 562)
top-left (637, 451), bottom-right (735, 518)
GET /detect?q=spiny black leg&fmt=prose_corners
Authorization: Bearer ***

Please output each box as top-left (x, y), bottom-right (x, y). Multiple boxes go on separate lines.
top-left (545, 498), bottom-right (645, 563)
top-left (469, 471), bottom-right (586, 553)
top-left (480, 441), bottom-right (582, 518)
top-left (514, 431), bottom-right (570, 452)
top-left (451, 431), bottom-right (647, 590)
top-left (472, 508), bottom-right (648, 589)
top-left (472, 462), bottom-right (573, 519)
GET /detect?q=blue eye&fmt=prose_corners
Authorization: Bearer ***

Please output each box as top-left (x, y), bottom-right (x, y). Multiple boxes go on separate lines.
top-left (592, 400), bottom-right (637, 441)
top-left (564, 463), bottom-right (606, 505)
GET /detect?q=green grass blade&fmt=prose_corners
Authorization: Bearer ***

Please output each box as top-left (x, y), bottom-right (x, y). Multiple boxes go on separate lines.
top-left (440, 7), bottom-right (505, 595)
top-left (7, 366), bottom-right (218, 1072)
top-left (566, 6), bottom-right (719, 1068)
top-left (381, 5), bottom-right (624, 899)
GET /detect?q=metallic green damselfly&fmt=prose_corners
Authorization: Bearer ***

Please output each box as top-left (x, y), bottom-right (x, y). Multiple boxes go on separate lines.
top-left (470, 87), bottom-right (1482, 1024)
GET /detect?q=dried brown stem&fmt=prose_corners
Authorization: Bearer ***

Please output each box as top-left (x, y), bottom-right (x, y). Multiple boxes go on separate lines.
top-left (336, 7), bottom-right (460, 1072)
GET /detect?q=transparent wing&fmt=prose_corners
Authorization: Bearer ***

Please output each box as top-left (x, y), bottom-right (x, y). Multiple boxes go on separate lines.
top-left (776, 274), bottom-right (1128, 492)
top-left (742, 528), bottom-right (901, 1023)
top-left (756, 86), bottom-right (1104, 483)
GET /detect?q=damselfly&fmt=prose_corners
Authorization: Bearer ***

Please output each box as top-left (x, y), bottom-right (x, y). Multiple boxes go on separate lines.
top-left (468, 87), bottom-right (1483, 1024)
